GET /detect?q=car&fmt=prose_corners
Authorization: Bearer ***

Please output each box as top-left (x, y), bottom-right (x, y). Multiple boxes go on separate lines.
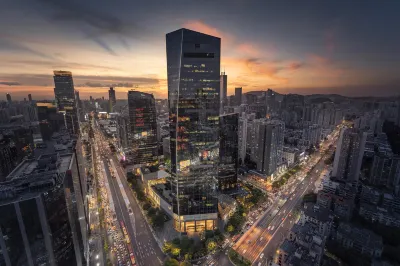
top-left (260, 253), bottom-right (264, 259)
top-left (267, 225), bottom-right (271, 230)
top-left (243, 249), bottom-right (247, 254)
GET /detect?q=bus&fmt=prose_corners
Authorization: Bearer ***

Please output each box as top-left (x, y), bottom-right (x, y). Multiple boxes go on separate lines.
top-left (127, 245), bottom-right (136, 265)
top-left (120, 221), bottom-right (130, 244)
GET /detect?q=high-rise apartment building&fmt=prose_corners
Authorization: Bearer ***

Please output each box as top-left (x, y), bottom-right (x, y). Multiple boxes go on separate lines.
top-left (0, 153), bottom-right (87, 266)
top-left (235, 87), bottom-right (242, 106)
top-left (6, 93), bottom-right (12, 104)
top-left (252, 119), bottom-right (285, 176)
top-left (127, 90), bottom-right (158, 166)
top-left (53, 71), bottom-right (79, 134)
top-left (219, 113), bottom-right (239, 191)
top-left (332, 128), bottom-right (367, 182)
top-left (109, 87), bottom-right (116, 113)
top-left (166, 28), bottom-right (220, 233)
top-left (369, 150), bottom-right (400, 192)
top-left (220, 72), bottom-right (227, 114)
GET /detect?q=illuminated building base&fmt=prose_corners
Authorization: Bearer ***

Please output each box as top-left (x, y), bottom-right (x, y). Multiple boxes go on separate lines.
top-left (173, 213), bottom-right (218, 233)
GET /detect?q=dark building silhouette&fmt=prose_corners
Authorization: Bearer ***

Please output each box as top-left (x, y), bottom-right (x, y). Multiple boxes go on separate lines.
top-left (235, 87), bottom-right (242, 106)
top-left (6, 93), bottom-right (12, 104)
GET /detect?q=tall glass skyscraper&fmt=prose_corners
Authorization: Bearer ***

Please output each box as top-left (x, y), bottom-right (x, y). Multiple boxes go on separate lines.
top-left (127, 90), bottom-right (158, 166)
top-left (166, 28), bottom-right (221, 233)
top-left (53, 71), bottom-right (79, 135)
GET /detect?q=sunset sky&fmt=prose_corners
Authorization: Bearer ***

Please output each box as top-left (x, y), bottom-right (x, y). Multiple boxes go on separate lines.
top-left (1, 0), bottom-right (400, 100)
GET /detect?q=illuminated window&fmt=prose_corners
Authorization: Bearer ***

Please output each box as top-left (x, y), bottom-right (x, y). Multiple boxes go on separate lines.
top-left (206, 220), bottom-right (214, 230)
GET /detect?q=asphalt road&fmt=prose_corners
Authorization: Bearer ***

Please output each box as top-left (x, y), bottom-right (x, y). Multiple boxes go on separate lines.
top-left (233, 134), bottom-right (338, 265)
top-left (94, 127), bottom-right (165, 266)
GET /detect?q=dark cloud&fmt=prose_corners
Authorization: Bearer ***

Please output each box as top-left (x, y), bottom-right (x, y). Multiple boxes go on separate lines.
top-left (31, 0), bottom-right (145, 54)
top-left (0, 39), bottom-right (54, 60)
top-left (0, 73), bottom-right (161, 87)
top-left (4, 59), bottom-right (122, 71)
top-left (0, 81), bottom-right (21, 86)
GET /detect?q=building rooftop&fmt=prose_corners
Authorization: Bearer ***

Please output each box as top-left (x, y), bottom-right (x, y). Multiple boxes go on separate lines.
top-left (337, 222), bottom-right (383, 249)
top-left (0, 153), bottom-right (73, 205)
top-left (280, 239), bottom-right (296, 254)
top-left (303, 203), bottom-right (333, 223)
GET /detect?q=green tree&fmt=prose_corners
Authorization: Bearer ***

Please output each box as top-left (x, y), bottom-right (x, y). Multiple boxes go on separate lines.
top-left (162, 242), bottom-right (173, 253)
top-left (153, 212), bottom-right (165, 228)
top-left (226, 224), bottom-right (235, 233)
top-left (180, 261), bottom-right (191, 266)
top-left (206, 238), bottom-right (217, 253)
top-left (143, 202), bottom-right (152, 210)
top-left (148, 207), bottom-right (157, 216)
top-left (164, 258), bottom-right (180, 266)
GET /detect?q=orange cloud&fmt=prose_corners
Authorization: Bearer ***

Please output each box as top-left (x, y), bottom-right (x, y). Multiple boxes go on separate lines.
top-left (182, 20), bottom-right (232, 43)
top-left (309, 54), bottom-right (331, 65)
top-left (236, 43), bottom-right (261, 57)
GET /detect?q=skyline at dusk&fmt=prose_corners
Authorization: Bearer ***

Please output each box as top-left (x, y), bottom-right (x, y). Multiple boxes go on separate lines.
top-left (1, 0), bottom-right (400, 100)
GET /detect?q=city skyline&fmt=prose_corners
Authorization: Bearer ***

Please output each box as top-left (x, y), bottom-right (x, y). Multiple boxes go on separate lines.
top-left (1, 0), bottom-right (400, 100)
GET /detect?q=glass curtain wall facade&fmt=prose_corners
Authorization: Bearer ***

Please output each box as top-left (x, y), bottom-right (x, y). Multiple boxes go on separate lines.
top-left (166, 28), bottom-right (220, 233)
top-left (53, 71), bottom-right (79, 135)
top-left (128, 91), bottom-right (158, 166)
top-left (219, 113), bottom-right (239, 191)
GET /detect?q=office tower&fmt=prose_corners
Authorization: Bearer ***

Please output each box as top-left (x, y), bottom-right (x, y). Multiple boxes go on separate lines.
top-left (28, 94), bottom-right (32, 102)
top-left (0, 138), bottom-right (14, 182)
top-left (116, 115), bottom-right (129, 152)
top-left (89, 96), bottom-right (93, 102)
top-left (235, 87), bottom-right (242, 106)
top-left (166, 28), bottom-right (220, 233)
top-left (219, 113), bottom-right (239, 191)
top-left (6, 93), bottom-right (12, 104)
top-left (220, 72), bottom-right (227, 114)
top-left (253, 119), bottom-right (285, 176)
top-left (53, 71), bottom-right (79, 134)
top-left (332, 128), bottom-right (367, 182)
top-left (127, 90), bottom-right (158, 166)
top-left (24, 98), bottom-right (27, 102)
top-left (109, 87), bottom-right (116, 113)
top-left (0, 153), bottom-right (87, 265)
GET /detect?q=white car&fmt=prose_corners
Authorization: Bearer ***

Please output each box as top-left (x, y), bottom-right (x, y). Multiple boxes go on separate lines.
top-left (260, 253), bottom-right (264, 259)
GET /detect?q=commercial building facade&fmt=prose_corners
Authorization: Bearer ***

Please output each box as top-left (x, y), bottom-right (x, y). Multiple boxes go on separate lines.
top-left (53, 71), bottom-right (79, 135)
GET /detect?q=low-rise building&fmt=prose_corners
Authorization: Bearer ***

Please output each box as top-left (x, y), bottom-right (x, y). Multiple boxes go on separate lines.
top-left (217, 194), bottom-right (237, 224)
